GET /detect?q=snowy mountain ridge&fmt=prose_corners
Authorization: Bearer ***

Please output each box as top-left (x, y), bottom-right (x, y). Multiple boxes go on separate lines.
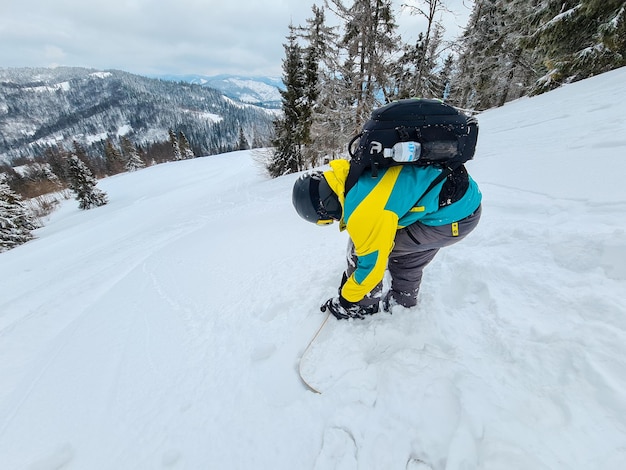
top-left (152, 73), bottom-right (283, 108)
top-left (0, 67), bottom-right (625, 469)
top-left (0, 67), bottom-right (276, 163)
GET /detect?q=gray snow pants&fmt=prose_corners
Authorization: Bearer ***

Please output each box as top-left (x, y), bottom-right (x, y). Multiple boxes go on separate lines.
top-left (345, 205), bottom-right (482, 308)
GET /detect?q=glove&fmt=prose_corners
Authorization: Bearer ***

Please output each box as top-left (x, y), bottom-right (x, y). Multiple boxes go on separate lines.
top-left (320, 296), bottom-right (379, 320)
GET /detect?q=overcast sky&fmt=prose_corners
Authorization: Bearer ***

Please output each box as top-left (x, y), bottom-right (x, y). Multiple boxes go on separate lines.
top-left (0, 0), bottom-right (473, 78)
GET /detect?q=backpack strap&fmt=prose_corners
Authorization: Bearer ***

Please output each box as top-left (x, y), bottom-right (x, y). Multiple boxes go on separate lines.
top-left (413, 161), bottom-right (462, 208)
top-left (345, 160), bottom-right (461, 207)
top-left (344, 160), bottom-right (368, 196)
top-left (344, 132), bottom-right (368, 196)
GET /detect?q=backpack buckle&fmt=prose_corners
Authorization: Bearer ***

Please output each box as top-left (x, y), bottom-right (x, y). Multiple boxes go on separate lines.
top-left (395, 126), bottom-right (411, 141)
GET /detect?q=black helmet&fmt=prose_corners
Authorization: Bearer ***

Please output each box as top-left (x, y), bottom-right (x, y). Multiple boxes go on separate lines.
top-left (292, 172), bottom-right (342, 225)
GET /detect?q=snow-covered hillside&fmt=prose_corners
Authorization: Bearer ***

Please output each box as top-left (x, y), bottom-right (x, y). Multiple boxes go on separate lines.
top-left (1, 67), bottom-right (625, 470)
top-left (0, 67), bottom-right (276, 163)
top-left (154, 73), bottom-right (283, 108)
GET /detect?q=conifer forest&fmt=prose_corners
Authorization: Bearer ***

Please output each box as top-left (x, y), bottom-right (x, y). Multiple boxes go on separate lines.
top-left (268, 0), bottom-right (625, 175)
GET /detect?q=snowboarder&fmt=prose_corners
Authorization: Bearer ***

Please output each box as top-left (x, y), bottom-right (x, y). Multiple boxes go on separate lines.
top-left (292, 101), bottom-right (482, 320)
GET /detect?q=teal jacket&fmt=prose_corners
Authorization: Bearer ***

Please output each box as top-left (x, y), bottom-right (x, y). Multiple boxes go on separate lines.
top-left (324, 159), bottom-right (481, 302)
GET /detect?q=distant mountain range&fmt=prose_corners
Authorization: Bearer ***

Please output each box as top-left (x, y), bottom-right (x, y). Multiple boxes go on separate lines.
top-left (0, 67), bottom-right (279, 164)
top-left (153, 74), bottom-right (284, 109)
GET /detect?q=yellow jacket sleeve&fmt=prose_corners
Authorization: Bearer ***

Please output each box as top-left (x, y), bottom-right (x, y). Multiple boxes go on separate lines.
top-left (324, 161), bottom-right (402, 303)
top-left (341, 208), bottom-right (399, 302)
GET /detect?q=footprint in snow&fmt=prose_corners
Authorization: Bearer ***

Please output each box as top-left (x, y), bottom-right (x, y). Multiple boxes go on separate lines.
top-left (406, 458), bottom-right (433, 470)
top-left (314, 427), bottom-right (358, 469)
top-left (250, 343), bottom-right (276, 362)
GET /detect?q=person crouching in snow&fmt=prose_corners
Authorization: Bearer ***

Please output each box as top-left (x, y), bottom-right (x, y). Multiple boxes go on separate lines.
top-left (291, 98), bottom-right (482, 320)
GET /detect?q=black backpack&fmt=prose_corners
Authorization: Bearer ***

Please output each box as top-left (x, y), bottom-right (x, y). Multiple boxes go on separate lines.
top-left (344, 98), bottom-right (478, 199)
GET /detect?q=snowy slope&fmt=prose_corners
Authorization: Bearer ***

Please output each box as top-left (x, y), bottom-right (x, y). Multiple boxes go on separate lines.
top-left (1, 67), bottom-right (626, 470)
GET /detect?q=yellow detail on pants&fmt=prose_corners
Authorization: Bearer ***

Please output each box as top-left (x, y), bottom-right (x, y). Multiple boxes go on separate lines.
top-left (452, 222), bottom-right (459, 237)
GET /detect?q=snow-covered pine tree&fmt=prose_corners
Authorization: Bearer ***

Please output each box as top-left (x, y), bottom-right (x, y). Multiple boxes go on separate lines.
top-left (169, 129), bottom-right (183, 161)
top-left (388, 23), bottom-right (446, 102)
top-left (43, 146), bottom-right (69, 185)
top-left (66, 155), bottom-right (108, 210)
top-left (121, 136), bottom-right (145, 171)
top-left (104, 139), bottom-right (125, 175)
top-left (267, 24), bottom-right (307, 177)
top-left (178, 132), bottom-right (195, 159)
top-left (529, 0), bottom-right (626, 94)
top-left (389, 33), bottom-right (428, 100)
top-left (0, 180), bottom-right (38, 252)
top-left (488, 0), bottom-right (537, 106)
top-left (450, 0), bottom-right (536, 110)
top-left (453, 0), bottom-right (624, 105)
top-left (299, 4), bottom-right (348, 165)
top-left (71, 140), bottom-right (105, 178)
top-left (301, 35), bottom-right (318, 154)
top-left (327, 0), bottom-right (399, 131)
top-left (396, 0), bottom-right (450, 99)
top-left (437, 54), bottom-right (455, 101)
top-left (237, 127), bottom-right (249, 151)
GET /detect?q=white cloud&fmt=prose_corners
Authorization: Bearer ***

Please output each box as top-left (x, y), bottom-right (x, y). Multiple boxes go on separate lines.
top-left (0, 0), bottom-right (473, 77)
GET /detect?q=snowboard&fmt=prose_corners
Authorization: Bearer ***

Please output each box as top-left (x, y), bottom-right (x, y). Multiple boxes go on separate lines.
top-left (298, 309), bottom-right (393, 394)
top-left (298, 311), bottom-right (331, 394)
